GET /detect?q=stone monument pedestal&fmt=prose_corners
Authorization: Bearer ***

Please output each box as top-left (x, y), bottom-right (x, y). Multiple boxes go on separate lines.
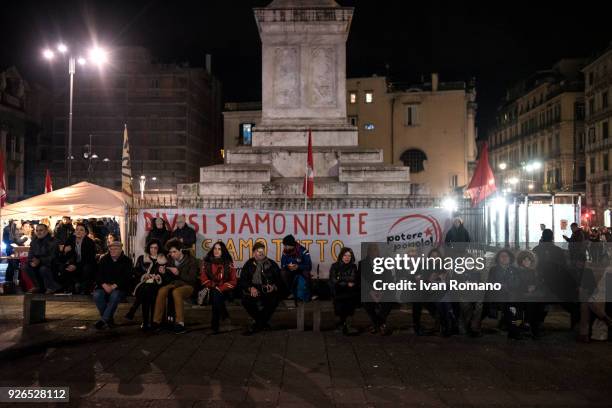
top-left (177, 0), bottom-right (411, 206)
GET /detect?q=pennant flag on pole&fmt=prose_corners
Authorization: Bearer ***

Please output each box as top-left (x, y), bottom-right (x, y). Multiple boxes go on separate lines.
top-left (0, 152), bottom-right (6, 207)
top-left (44, 169), bottom-right (53, 193)
top-left (466, 141), bottom-right (496, 206)
top-left (122, 124), bottom-right (133, 198)
top-left (303, 128), bottom-right (314, 199)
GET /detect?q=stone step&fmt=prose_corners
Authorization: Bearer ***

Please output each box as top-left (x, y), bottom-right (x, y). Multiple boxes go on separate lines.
top-left (225, 146), bottom-right (383, 178)
top-left (200, 164), bottom-right (271, 183)
top-left (252, 125), bottom-right (358, 147)
top-left (338, 163), bottom-right (410, 182)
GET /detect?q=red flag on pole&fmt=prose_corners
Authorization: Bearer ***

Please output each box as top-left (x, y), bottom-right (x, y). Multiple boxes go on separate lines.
top-left (303, 129), bottom-right (314, 198)
top-left (466, 141), bottom-right (496, 206)
top-left (0, 152), bottom-right (6, 207)
top-left (44, 169), bottom-right (53, 193)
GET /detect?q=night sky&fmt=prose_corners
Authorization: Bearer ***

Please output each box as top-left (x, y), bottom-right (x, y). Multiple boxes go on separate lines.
top-left (1, 0), bottom-right (610, 137)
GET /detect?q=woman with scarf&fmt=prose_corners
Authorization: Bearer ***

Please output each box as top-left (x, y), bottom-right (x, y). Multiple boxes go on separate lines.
top-left (146, 217), bottom-right (171, 248)
top-left (201, 241), bottom-right (237, 334)
top-left (329, 247), bottom-right (359, 335)
top-left (125, 239), bottom-right (168, 330)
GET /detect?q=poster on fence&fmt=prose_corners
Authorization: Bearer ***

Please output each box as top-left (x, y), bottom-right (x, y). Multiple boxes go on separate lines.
top-left (136, 208), bottom-right (452, 277)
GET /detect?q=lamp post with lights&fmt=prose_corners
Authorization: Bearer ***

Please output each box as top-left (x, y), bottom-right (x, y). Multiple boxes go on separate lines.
top-left (42, 43), bottom-right (108, 185)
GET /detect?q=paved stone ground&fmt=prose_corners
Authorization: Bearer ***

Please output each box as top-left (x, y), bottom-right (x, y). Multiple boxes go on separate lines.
top-left (0, 295), bottom-right (610, 407)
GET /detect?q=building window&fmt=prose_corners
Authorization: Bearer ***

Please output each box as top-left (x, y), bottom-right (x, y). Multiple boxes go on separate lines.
top-left (590, 157), bottom-right (596, 174)
top-left (364, 123), bottom-right (375, 131)
top-left (605, 153), bottom-right (610, 172)
top-left (151, 78), bottom-right (160, 88)
top-left (365, 91), bottom-right (373, 104)
top-left (575, 102), bottom-right (585, 120)
top-left (349, 92), bottom-right (357, 104)
top-left (450, 174), bottom-right (458, 189)
top-left (400, 149), bottom-right (427, 173)
top-left (604, 183), bottom-right (610, 198)
top-left (588, 72), bottom-right (594, 86)
top-left (8, 174), bottom-right (16, 191)
top-left (603, 91), bottom-right (609, 109)
top-left (404, 105), bottom-right (419, 126)
top-left (588, 127), bottom-right (596, 144)
top-left (348, 116), bottom-right (358, 126)
top-left (589, 98), bottom-right (595, 115)
top-left (604, 122), bottom-right (609, 140)
top-left (239, 123), bottom-right (254, 146)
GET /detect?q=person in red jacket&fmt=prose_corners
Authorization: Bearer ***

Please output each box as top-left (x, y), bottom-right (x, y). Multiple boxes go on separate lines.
top-left (201, 241), bottom-right (237, 334)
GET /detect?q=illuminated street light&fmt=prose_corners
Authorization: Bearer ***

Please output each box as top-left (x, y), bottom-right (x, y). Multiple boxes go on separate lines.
top-left (498, 162), bottom-right (507, 170)
top-left (41, 42), bottom-right (109, 184)
top-left (508, 177), bottom-right (519, 185)
top-left (441, 197), bottom-right (458, 213)
top-left (89, 47), bottom-right (108, 65)
top-left (528, 183), bottom-right (534, 189)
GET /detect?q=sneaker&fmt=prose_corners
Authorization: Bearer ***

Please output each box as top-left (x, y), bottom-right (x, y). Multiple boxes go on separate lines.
top-left (94, 320), bottom-right (107, 330)
top-left (379, 324), bottom-right (392, 336)
top-left (26, 287), bottom-right (40, 294)
top-left (45, 288), bottom-right (56, 295)
top-left (173, 324), bottom-right (187, 334)
top-left (140, 322), bottom-right (151, 332)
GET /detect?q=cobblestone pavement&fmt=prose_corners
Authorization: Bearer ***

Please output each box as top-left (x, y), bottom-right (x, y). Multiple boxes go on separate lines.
top-left (0, 296), bottom-right (610, 407)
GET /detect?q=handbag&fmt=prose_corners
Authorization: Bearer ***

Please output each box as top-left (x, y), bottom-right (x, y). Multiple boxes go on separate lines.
top-left (197, 287), bottom-right (211, 306)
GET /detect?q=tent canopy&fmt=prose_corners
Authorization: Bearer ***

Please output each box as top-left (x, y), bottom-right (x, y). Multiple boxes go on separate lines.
top-left (1, 181), bottom-right (128, 219)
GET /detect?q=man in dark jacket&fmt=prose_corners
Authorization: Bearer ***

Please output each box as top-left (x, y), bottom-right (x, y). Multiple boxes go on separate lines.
top-left (445, 217), bottom-right (471, 245)
top-left (152, 238), bottom-right (200, 334)
top-left (280, 234), bottom-right (312, 299)
top-left (93, 241), bottom-right (132, 329)
top-left (60, 223), bottom-right (98, 294)
top-left (171, 215), bottom-right (196, 248)
top-left (26, 224), bottom-right (60, 294)
top-left (534, 228), bottom-right (578, 328)
top-left (563, 222), bottom-right (586, 264)
top-left (54, 216), bottom-right (75, 246)
top-left (240, 242), bottom-right (282, 335)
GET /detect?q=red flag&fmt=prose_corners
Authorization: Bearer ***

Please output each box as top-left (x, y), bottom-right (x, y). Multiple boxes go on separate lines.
top-left (44, 169), bottom-right (53, 193)
top-left (0, 152), bottom-right (6, 207)
top-left (303, 129), bottom-right (314, 198)
top-left (466, 141), bottom-right (496, 206)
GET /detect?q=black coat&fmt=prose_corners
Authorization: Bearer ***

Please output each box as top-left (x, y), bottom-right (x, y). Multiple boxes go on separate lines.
top-left (64, 235), bottom-right (98, 267)
top-left (172, 225), bottom-right (197, 247)
top-left (239, 257), bottom-right (281, 292)
top-left (146, 228), bottom-right (171, 247)
top-left (28, 234), bottom-right (58, 267)
top-left (329, 261), bottom-right (359, 298)
top-left (445, 225), bottom-right (471, 244)
top-left (96, 253), bottom-right (132, 292)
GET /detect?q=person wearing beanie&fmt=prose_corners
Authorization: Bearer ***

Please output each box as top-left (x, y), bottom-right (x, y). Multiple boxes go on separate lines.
top-left (280, 234), bottom-right (312, 300)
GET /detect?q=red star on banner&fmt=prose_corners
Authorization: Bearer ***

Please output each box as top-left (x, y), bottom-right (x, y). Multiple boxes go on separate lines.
top-left (424, 227), bottom-right (433, 237)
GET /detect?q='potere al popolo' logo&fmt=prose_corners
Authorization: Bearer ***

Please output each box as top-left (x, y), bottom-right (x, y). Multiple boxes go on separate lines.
top-left (386, 214), bottom-right (443, 249)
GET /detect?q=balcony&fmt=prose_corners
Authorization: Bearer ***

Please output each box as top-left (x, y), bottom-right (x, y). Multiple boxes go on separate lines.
top-left (587, 170), bottom-right (612, 184)
top-left (585, 138), bottom-right (612, 153)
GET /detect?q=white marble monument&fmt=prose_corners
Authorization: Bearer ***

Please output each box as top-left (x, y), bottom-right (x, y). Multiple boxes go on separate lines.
top-left (178, 0), bottom-right (412, 208)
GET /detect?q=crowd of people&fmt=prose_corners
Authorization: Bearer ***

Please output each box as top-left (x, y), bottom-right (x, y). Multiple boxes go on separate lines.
top-left (3, 214), bottom-right (611, 342)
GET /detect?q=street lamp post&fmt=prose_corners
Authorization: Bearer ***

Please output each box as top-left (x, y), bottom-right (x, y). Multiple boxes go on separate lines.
top-left (139, 175), bottom-right (146, 200)
top-left (42, 43), bottom-right (107, 186)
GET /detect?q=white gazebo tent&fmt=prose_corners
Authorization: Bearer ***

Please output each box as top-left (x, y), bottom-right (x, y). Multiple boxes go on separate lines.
top-left (1, 181), bottom-right (129, 244)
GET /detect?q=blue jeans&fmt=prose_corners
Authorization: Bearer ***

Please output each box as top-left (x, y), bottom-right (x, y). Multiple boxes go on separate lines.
top-left (93, 288), bottom-right (125, 322)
